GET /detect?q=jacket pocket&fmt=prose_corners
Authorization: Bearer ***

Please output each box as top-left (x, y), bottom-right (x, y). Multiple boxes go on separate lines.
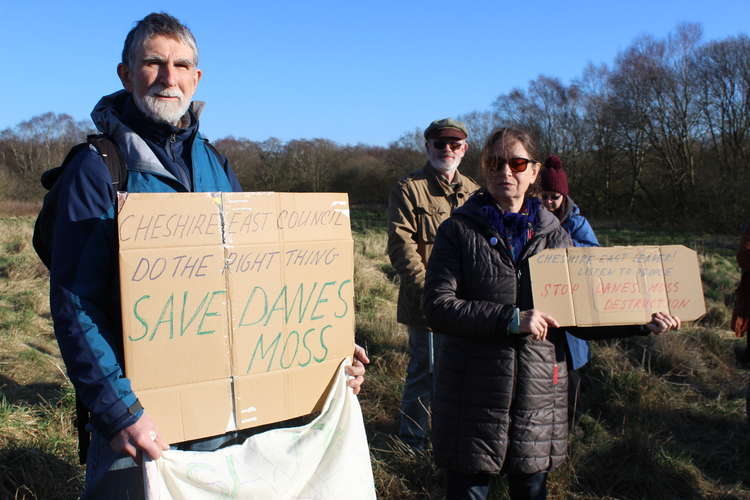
top-left (506, 405), bottom-right (554, 474)
top-left (415, 205), bottom-right (448, 246)
top-left (507, 405), bottom-right (554, 468)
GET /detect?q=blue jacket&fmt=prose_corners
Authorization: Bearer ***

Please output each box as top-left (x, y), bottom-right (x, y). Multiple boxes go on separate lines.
top-left (559, 196), bottom-right (600, 370)
top-left (560, 197), bottom-right (599, 249)
top-left (49, 91), bottom-right (241, 439)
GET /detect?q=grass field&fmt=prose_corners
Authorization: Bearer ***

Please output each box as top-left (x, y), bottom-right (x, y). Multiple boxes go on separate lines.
top-left (1, 209), bottom-right (749, 499)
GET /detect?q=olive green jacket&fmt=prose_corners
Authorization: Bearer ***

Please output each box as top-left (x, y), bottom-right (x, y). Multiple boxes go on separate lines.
top-left (387, 164), bottom-right (479, 326)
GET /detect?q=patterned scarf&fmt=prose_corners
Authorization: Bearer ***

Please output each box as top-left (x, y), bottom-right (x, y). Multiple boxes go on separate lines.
top-left (480, 195), bottom-right (540, 263)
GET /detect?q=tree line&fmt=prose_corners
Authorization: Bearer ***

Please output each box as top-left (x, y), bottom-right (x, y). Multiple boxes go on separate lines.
top-left (2, 23), bottom-right (748, 231)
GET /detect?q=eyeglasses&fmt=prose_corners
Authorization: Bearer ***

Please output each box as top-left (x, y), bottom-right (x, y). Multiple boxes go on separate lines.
top-left (431, 140), bottom-right (464, 152)
top-left (486, 157), bottom-right (538, 173)
top-left (542, 193), bottom-right (562, 201)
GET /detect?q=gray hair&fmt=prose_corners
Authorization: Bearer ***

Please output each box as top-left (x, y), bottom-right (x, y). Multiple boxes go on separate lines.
top-left (122, 12), bottom-right (199, 70)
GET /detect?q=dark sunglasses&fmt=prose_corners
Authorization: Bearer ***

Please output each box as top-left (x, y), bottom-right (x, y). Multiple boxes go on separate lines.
top-left (486, 157), bottom-right (537, 173)
top-left (431, 140), bottom-right (464, 152)
top-left (542, 193), bottom-right (562, 201)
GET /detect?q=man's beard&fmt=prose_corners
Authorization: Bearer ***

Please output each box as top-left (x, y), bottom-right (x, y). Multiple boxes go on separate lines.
top-left (430, 157), bottom-right (459, 175)
top-left (133, 85), bottom-right (191, 126)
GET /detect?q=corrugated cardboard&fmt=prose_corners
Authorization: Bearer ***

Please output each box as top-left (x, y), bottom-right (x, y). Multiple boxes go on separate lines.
top-left (118, 192), bottom-right (355, 444)
top-left (529, 245), bottom-right (705, 327)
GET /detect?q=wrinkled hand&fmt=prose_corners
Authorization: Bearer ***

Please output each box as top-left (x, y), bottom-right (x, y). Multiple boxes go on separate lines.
top-left (345, 344), bottom-right (370, 395)
top-left (110, 412), bottom-right (168, 463)
top-left (520, 309), bottom-right (560, 341)
top-left (645, 312), bottom-right (681, 334)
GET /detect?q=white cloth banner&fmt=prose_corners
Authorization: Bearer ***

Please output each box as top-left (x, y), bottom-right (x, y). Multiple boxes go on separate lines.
top-left (144, 360), bottom-right (376, 499)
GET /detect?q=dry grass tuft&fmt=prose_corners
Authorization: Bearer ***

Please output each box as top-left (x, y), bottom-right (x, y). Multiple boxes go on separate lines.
top-left (697, 253), bottom-right (738, 329)
top-left (4, 254), bottom-right (49, 281)
top-left (353, 231), bottom-right (403, 352)
top-left (0, 217), bottom-right (47, 281)
top-left (0, 200), bottom-right (41, 218)
top-left (0, 213), bottom-right (80, 499)
top-left (0, 216), bottom-right (36, 242)
top-left (369, 434), bottom-right (442, 499)
top-left (573, 425), bottom-right (709, 499)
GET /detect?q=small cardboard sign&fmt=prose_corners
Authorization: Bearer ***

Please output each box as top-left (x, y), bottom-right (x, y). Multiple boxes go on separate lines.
top-left (529, 245), bottom-right (705, 326)
top-left (118, 192), bottom-right (354, 444)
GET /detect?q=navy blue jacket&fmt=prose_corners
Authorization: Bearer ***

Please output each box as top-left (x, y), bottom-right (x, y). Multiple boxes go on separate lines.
top-left (559, 196), bottom-right (599, 370)
top-left (49, 91), bottom-right (241, 439)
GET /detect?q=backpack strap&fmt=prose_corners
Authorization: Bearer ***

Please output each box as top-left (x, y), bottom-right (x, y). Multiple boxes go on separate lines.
top-left (87, 134), bottom-right (128, 192)
top-left (203, 138), bottom-right (233, 176)
top-left (204, 140), bottom-right (222, 160)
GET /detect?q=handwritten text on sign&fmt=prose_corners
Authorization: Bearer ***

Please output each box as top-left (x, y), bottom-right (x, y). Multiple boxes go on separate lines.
top-left (118, 208), bottom-right (347, 242)
top-left (117, 192), bottom-right (356, 442)
top-left (529, 246), bottom-right (705, 327)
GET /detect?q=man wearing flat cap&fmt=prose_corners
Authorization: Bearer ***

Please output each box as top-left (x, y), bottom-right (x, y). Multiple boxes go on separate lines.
top-left (387, 118), bottom-right (479, 450)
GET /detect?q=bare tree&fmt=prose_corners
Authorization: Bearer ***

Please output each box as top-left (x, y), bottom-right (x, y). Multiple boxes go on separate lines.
top-left (391, 127), bottom-right (424, 152)
top-left (0, 112), bottom-right (92, 178)
top-left (695, 36), bottom-right (750, 175)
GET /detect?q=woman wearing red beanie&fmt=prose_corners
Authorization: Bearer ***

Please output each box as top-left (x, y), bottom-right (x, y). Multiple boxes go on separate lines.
top-left (540, 155), bottom-right (599, 423)
top-left (540, 155), bottom-right (598, 247)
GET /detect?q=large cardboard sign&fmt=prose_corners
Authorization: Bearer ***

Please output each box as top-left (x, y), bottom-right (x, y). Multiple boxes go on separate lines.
top-left (118, 192), bottom-right (354, 444)
top-left (529, 245), bottom-right (705, 327)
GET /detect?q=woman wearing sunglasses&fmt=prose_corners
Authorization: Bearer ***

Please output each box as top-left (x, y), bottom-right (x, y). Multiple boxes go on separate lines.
top-left (540, 155), bottom-right (598, 425)
top-left (423, 127), bottom-right (680, 499)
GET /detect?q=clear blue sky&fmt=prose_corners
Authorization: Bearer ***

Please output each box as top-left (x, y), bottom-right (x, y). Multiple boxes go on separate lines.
top-left (2, 0), bottom-right (749, 146)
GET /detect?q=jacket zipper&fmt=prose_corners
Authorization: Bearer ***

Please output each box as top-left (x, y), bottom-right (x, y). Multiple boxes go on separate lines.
top-left (168, 133), bottom-right (176, 161)
top-left (516, 268), bottom-right (522, 306)
top-left (519, 233), bottom-right (560, 385)
top-left (516, 232), bottom-right (543, 305)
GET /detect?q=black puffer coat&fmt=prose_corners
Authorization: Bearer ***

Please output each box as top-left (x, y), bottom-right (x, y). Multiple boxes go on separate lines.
top-left (424, 190), bottom-right (641, 475)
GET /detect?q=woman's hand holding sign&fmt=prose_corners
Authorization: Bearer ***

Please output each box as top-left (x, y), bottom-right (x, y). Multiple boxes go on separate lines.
top-left (644, 311), bottom-right (681, 334)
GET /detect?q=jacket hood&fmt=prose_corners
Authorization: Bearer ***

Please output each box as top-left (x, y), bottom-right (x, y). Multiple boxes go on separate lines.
top-left (558, 195), bottom-right (581, 224)
top-left (90, 90), bottom-right (199, 182)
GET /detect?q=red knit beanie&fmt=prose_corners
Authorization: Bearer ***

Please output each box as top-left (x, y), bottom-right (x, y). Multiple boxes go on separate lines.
top-left (541, 155), bottom-right (569, 195)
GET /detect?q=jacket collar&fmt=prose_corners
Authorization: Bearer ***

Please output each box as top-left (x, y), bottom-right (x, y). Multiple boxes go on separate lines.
top-left (454, 190), bottom-right (565, 263)
top-left (423, 162), bottom-right (471, 195)
top-left (557, 194), bottom-right (580, 224)
top-left (119, 93), bottom-right (196, 145)
top-left (456, 189), bottom-right (563, 239)
top-left (90, 90), bottom-right (199, 182)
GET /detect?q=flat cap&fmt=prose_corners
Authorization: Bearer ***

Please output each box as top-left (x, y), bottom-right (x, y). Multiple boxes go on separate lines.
top-left (424, 118), bottom-right (468, 140)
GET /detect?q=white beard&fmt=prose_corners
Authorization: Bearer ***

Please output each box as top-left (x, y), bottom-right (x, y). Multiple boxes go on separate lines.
top-left (430, 157), bottom-right (460, 176)
top-left (133, 86), bottom-right (190, 126)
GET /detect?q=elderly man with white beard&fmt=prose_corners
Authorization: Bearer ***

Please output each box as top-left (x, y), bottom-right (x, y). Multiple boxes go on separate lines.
top-left (47, 12), bottom-right (368, 499)
top-left (387, 118), bottom-right (479, 450)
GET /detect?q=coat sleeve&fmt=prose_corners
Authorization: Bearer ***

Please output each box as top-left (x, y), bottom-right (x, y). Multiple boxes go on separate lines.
top-left (49, 148), bottom-right (141, 439)
top-left (566, 213), bottom-right (600, 247)
top-left (567, 324), bottom-right (648, 340)
top-left (423, 219), bottom-right (516, 338)
top-left (737, 222), bottom-right (750, 271)
top-left (387, 183), bottom-right (426, 292)
top-left (732, 223), bottom-right (750, 336)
